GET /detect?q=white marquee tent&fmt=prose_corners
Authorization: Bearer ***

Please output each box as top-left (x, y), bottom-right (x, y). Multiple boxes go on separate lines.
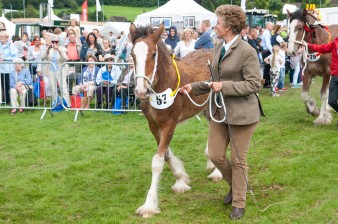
top-left (99, 22), bottom-right (131, 38)
top-left (134, 0), bottom-right (216, 30)
top-left (0, 14), bottom-right (16, 37)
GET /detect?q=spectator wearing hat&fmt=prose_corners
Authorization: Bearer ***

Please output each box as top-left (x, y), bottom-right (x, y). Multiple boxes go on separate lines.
top-left (95, 54), bottom-right (122, 109)
top-left (9, 58), bottom-right (32, 115)
top-left (72, 55), bottom-right (99, 108)
top-left (41, 34), bottom-right (71, 106)
top-left (0, 31), bottom-right (19, 104)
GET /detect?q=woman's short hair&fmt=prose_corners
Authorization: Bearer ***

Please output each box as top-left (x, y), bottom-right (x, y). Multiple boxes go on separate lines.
top-left (180, 28), bottom-right (193, 41)
top-left (215, 5), bottom-right (246, 35)
top-left (13, 58), bottom-right (25, 67)
top-left (54, 27), bottom-right (62, 35)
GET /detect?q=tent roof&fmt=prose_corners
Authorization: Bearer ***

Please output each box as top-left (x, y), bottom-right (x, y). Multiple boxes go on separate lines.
top-left (135, 0), bottom-right (216, 25)
top-left (99, 22), bottom-right (131, 37)
top-left (43, 9), bottom-right (62, 21)
top-left (0, 14), bottom-right (16, 37)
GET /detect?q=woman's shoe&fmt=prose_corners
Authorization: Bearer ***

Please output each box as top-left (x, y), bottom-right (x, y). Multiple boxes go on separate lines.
top-left (19, 109), bottom-right (24, 113)
top-left (10, 109), bottom-right (17, 115)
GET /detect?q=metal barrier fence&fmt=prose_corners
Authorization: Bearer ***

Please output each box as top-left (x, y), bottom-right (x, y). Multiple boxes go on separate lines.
top-left (0, 60), bottom-right (141, 121)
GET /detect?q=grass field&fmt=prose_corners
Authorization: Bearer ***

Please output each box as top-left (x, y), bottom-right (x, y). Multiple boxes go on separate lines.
top-left (54, 5), bottom-right (157, 22)
top-left (0, 76), bottom-right (337, 223)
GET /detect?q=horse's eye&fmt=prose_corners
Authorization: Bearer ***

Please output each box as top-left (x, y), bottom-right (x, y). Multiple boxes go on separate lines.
top-left (152, 53), bottom-right (156, 60)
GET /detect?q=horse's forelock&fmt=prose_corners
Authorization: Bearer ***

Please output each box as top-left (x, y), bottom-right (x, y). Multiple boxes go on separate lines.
top-left (131, 25), bottom-right (155, 44)
top-left (290, 9), bottom-right (306, 23)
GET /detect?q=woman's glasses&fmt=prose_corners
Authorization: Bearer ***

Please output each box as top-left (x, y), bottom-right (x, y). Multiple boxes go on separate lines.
top-left (105, 59), bottom-right (113, 62)
top-left (51, 41), bottom-right (59, 44)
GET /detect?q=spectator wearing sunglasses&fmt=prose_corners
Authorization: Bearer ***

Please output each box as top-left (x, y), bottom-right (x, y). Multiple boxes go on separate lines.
top-left (95, 54), bottom-right (121, 109)
top-left (41, 34), bottom-right (71, 106)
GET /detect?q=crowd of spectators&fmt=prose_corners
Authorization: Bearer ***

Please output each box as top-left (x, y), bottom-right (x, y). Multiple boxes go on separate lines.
top-left (0, 17), bottom-right (305, 114)
top-left (0, 20), bottom-right (135, 114)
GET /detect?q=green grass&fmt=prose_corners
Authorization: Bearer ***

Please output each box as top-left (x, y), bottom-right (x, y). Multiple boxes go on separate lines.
top-left (0, 76), bottom-right (337, 223)
top-left (54, 5), bottom-right (157, 22)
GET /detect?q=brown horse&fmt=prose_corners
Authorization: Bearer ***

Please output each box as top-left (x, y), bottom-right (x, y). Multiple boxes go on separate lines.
top-left (287, 9), bottom-right (338, 125)
top-left (129, 23), bottom-right (216, 217)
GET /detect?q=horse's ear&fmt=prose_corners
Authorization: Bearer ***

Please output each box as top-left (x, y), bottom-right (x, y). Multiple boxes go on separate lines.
top-left (130, 23), bottom-right (137, 43)
top-left (152, 22), bottom-right (164, 43)
top-left (286, 9), bottom-right (292, 17)
top-left (302, 9), bottom-right (308, 16)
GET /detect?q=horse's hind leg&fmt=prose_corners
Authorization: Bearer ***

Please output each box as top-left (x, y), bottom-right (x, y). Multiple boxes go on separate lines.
top-left (205, 142), bottom-right (223, 182)
top-left (165, 147), bottom-right (191, 193)
top-left (313, 75), bottom-right (332, 125)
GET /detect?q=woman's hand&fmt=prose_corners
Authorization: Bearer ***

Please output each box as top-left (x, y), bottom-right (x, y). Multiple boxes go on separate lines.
top-left (209, 82), bottom-right (223, 93)
top-left (179, 84), bottom-right (192, 94)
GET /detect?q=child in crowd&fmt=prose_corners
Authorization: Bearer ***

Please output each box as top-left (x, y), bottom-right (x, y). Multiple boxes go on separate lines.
top-left (277, 42), bottom-right (287, 91)
top-left (264, 45), bottom-right (283, 97)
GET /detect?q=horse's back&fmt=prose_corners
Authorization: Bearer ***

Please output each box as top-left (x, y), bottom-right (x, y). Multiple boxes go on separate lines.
top-left (177, 49), bottom-right (215, 86)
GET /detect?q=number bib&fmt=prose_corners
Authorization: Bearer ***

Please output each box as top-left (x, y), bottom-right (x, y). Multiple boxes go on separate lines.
top-left (149, 88), bottom-right (175, 109)
top-left (307, 52), bottom-right (321, 62)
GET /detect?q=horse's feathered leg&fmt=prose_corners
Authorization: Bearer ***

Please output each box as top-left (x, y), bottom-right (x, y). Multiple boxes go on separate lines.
top-left (136, 154), bottom-right (163, 218)
top-left (166, 147), bottom-right (191, 193)
top-left (205, 142), bottom-right (223, 182)
top-left (136, 121), bottom-right (178, 218)
top-left (313, 75), bottom-right (332, 125)
top-left (301, 73), bottom-right (320, 116)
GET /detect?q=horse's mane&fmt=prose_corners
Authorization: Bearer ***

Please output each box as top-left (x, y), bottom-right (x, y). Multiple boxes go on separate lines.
top-left (290, 9), bottom-right (306, 23)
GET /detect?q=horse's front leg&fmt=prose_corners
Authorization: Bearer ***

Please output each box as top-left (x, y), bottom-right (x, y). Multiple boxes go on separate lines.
top-left (301, 74), bottom-right (320, 116)
top-left (136, 121), bottom-right (177, 218)
top-left (313, 75), bottom-right (332, 125)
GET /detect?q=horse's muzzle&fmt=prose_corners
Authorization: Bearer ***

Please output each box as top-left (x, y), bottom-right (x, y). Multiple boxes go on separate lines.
top-left (135, 88), bottom-right (150, 100)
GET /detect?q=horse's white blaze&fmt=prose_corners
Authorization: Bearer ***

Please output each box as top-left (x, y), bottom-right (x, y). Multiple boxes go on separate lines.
top-left (136, 154), bottom-right (164, 217)
top-left (287, 20), bottom-right (299, 55)
top-left (133, 41), bottom-right (149, 96)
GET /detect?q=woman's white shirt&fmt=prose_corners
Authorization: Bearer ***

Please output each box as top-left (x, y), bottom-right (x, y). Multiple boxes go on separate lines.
top-left (174, 39), bottom-right (196, 58)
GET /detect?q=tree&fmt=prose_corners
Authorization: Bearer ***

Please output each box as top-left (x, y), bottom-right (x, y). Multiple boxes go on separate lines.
top-left (201, 0), bottom-right (215, 11)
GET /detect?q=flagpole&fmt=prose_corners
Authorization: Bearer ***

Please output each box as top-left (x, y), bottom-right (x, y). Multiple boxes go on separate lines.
top-left (96, 10), bottom-right (98, 25)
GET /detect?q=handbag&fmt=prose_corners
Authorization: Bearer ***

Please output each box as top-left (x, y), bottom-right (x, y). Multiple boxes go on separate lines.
top-left (24, 84), bottom-right (37, 106)
top-left (70, 95), bottom-right (82, 108)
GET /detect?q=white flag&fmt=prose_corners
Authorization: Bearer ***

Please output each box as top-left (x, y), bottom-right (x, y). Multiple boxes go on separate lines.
top-left (96, 0), bottom-right (101, 12)
top-left (241, 0), bottom-right (246, 11)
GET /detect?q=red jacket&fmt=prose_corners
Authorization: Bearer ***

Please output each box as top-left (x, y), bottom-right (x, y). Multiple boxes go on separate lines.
top-left (307, 37), bottom-right (338, 77)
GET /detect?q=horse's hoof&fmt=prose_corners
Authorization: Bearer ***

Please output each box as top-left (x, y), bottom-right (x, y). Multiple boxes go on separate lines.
top-left (136, 205), bottom-right (160, 218)
top-left (313, 117), bottom-right (332, 125)
top-left (172, 182), bottom-right (191, 193)
top-left (207, 168), bottom-right (223, 182)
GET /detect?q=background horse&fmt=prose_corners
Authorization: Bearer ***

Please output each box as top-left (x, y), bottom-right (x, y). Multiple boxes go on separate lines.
top-left (130, 23), bottom-right (217, 217)
top-left (287, 9), bottom-right (338, 125)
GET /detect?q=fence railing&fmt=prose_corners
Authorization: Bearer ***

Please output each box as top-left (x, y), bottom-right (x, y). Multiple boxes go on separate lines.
top-left (0, 60), bottom-right (141, 121)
